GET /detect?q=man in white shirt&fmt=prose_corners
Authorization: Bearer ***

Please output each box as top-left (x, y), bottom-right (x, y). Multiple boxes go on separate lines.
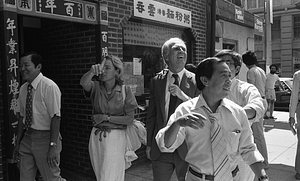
top-left (215, 49), bottom-right (266, 180)
top-left (265, 64), bottom-right (282, 119)
top-left (156, 57), bottom-right (269, 181)
top-left (242, 50), bottom-right (269, 169)
top-left (289, 70), bottom-right (300, 179)
top-left (12, 52), bottom-right (65, 181)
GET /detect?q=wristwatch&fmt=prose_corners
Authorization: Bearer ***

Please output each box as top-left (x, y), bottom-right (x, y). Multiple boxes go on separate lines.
top-left (107, 115), bottom-right (111, 121)
top-left (258, 175), bottom-right (269, 181)
top-left (50, 142), bottom-right (57, 147)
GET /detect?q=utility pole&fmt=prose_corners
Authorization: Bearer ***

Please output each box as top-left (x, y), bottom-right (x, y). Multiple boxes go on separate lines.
top-left (264, 0), bottom-right (272, 73)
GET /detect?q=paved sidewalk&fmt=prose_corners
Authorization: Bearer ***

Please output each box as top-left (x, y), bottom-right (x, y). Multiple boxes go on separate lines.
top-left (125, 111), bottom-right (299, 181)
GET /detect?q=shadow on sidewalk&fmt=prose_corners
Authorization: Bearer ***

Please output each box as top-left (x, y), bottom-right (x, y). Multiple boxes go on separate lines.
top-left (268, 163), bottom-right (299, 181)
top-left (264, 118), bottom-right (291, 132)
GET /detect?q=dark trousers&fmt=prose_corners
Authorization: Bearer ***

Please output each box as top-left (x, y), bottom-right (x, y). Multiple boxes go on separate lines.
top-left (152, 150), bottom-right (188, 181)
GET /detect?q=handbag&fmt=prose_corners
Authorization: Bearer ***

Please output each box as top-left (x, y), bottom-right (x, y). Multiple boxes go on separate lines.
top-left (122, 85), bottom-right (147, 169)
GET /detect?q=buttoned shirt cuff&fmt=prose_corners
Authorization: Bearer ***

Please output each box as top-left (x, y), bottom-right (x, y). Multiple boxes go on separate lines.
top-left (155, 127), bottom-right (185, 153)
top-left (241, 150), bottom-right (264, 166)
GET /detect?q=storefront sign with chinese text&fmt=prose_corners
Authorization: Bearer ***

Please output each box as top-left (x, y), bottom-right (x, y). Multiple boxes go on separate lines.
top-left (8, 0), bottom-right (97, 24)
top-left (100, 4), bottom-right (108, 60)
top-left (133, 0), bottom-right (192, 28)
top-left (2, 11), bottom-right (20, 161)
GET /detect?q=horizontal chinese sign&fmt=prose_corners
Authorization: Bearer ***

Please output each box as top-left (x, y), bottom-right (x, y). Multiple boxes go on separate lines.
top-left (1, 0), bottom-right (97, 24)
top-left (133, 0), bottom-right (192, 28)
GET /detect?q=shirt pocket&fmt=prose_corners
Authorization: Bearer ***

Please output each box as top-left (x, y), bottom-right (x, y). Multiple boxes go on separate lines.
top-left (226, 131), bottom-right (241, 153)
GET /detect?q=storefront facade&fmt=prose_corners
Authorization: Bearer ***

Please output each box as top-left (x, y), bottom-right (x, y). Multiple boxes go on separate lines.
top-left (0, 0), bottom-right (207, 180)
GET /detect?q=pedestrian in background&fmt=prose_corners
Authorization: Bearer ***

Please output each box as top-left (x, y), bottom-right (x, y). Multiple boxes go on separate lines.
top-left (146, 37), bottom-right (200, 181)
top-left (12, 52), bottom-right (65, 181)
top-left (80, 55), bottom-right (138, 181)
top-left (215, 49), bottom-right (266, 180)
top-left (156, 57), bottom-right (269, 181)
top-left (265, 64), bottom-right (282, 119)
top-left (242, 50), bottom-right (269, 169)
top-left (289, 69), bottom-right (300, 180)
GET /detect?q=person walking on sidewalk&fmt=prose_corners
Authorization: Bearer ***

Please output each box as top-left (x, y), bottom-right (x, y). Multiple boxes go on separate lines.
top-left (289, 70), bottom-right (300, 180)
top-left (265, 64), bottom-right (282, 119)
top-left (12, 52), bottom-right (65, 181)
top-left (156, 57), bottom-right (269, 181)
top-left (146, 37), bottom-right (200, 181)
top-left (215, 49), bottom-right (266, 181)
top-left (80, 55), bottom-right (138, 181)
top-left (242, 50), bottom-right (269, 170)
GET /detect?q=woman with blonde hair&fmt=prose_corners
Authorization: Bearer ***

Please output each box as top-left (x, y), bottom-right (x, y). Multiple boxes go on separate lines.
top-left (80, 55), bottom-right (138, 181)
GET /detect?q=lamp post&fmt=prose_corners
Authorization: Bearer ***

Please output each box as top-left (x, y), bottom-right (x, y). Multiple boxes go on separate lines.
top-left (264, 0), bottom-right (272, 73)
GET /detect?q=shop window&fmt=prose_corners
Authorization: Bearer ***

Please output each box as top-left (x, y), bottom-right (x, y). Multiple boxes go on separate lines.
top-left (294, 16), bottom-right (300, 39)
top-left (271, 17), bottom-right (281, 41)
top-left (254, 34), bottom-right (262, 43)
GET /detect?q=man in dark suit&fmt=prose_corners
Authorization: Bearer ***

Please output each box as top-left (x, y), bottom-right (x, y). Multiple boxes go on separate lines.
top-left (146, 37), bottom-right (200, 181)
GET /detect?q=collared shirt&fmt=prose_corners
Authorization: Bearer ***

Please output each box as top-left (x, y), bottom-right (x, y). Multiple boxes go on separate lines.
top-left (165, 68), bottom-right (185, 118)
top-left (265, 73), bottom-right (279, 89)
top-left (290, 70), bottom-right (300, 117)
top-left (227, 78), bottom-right (266, 124)
top-left (156, 94), bottom-right (263, 176)
top-left (84, 82), bottom-right (138, 124)
top-left (19, 73), bottom-right (61, 130)
top-left (247, 66), bottom-right (266, 97)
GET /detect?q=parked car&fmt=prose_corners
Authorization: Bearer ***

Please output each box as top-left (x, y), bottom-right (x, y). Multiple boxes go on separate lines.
top-left (274, 77), bottom-right (293, 111)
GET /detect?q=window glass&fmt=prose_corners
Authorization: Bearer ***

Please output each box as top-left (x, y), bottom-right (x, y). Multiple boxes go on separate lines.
top-left (272, 17), bottom-right (281, 40)
top-left (247, 0), bottom-right (257, 9)
top-left (294, 16), bottom-right (300, 38)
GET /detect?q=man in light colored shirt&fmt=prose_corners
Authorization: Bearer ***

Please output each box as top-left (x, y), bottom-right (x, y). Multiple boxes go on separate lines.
top-left (156, 57), bottom-right (269, 181)
top-left (146, 37), bottom-right (200, 181)
top-left (242, 50), bottom-right (269, 169)
top-left (12, 52), bottom-right (65, 181)
top-left (289, 70), bottom-right (300, 180)
top-left (215, 49), bottom-right (266, 180)
top-left (265, 64), bottom-right (282, 119)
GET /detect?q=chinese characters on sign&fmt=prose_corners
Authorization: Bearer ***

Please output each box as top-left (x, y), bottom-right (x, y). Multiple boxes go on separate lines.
top-left (100, 5), bottom-right (109, 59)
top-left (3, 11), bottom-right (20, 159)
top-left (134, 0), bottom-right (192, 28)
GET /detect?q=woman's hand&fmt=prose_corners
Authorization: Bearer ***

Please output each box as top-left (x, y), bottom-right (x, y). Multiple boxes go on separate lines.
top-left (92, 114), bottom-right (107, 126)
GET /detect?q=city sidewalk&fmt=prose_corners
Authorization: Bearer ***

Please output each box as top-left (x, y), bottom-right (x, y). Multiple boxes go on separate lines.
top-left (125, 111), bottom-right (299, 181)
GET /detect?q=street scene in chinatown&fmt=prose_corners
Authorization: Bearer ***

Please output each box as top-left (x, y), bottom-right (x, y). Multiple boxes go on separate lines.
top-left (2, 0), bottom-right (300, 181)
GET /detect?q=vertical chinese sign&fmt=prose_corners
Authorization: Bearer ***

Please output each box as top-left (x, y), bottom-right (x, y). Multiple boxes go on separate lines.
top-left (100, 4), bottom-right (108, 61)
top-left (1, 10), bottom-right (20, 161)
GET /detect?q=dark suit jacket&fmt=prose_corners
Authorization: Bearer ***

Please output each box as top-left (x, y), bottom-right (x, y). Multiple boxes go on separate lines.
top-left (146, 69), bottom-right (200, 161)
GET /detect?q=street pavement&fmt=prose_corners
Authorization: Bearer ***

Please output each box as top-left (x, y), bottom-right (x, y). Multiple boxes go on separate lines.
top-left (125, 111), bottom-right (299, 181)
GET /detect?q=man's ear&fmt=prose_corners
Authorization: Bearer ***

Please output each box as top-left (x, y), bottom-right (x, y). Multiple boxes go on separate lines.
top-left (37, 64), bottom-right (42, 70)
top-left (200, 76), bottom-right (208, 86)
top-left (236, 66), bottom-right (241, 74)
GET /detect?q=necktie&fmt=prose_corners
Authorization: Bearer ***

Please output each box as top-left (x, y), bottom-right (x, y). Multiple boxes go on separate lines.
top-left (168, 74), bottom-right (179, 119)
top-left (24, 84), bottom-right (33, 130)
top-left (210, 113), bottom-right (232, 181)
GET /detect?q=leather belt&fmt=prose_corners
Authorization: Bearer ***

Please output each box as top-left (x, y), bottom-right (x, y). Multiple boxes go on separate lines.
top-left (189, 165), bottom-right (239, 180)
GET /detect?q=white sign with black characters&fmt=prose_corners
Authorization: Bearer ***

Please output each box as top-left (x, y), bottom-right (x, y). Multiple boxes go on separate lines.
top-left (133, 0), bottom-right (192, 28)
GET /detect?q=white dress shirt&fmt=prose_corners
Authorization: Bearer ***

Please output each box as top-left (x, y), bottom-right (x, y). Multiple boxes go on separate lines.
top-left (290, 70), bottom-right (300, 117)
top-left (227, 78), bottom-right (266, 124)
top-left (156, 94), bottom-right (264, 176)
top-left (18, 73), bottom-right (61, 130)
top-left (247, 66), bottom-right (266, 97)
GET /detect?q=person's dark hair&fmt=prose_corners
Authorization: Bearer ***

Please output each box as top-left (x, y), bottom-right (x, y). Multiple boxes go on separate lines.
top-left (269, 64), bottom-right (278, 71)
top-left (185, 63), bottom-right (197, 73)
top-left (20, 52), bottom-right (43, 68)
top-left (196, 57), bottom-right (225, 91)
top-left (242, 50), bottom-right (257, 66)
top-left (214, 49), bottom-right (242, 76)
